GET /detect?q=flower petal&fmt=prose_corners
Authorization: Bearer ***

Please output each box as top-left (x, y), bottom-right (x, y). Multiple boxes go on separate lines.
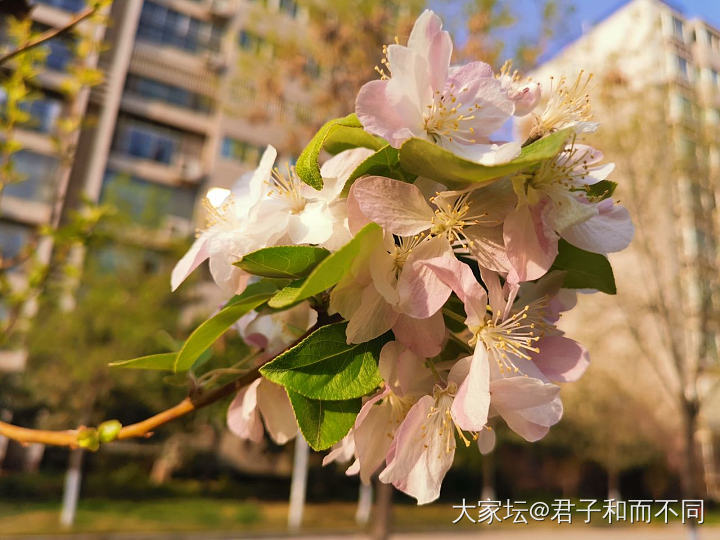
top-left (392, 311), bottom-right (445, 359)
top-left (450, 346), bottom-right (490, 431)
top-left (355, 395), bottom-right (395, 484)
top-left (420, 252), bottom-right (488, 327)
top-left (531, 335), bottom-right (590, 383)
top-left (504, 202), bottom-right (558, 283)
top-left (477, 428), bottom-right (496, 455)
top-left (257, 379), bottom-right (298, 445)
top-left (407, 10), bottom-right (452, 92)
top-left (560, 199), bottom-right (633, 253)
top-left (397, 236), bottom-right (455, 318)
top-left (171, 234), bottom-right (210, 291)
top-left (465, 224), bottom-right (511, 273)
top-left (351, 176), bottom-right (434, 236)
top-left (227, 380), bottom-right (264, 443)
top-left (345, 285), bottom-right (399, 344)
top-left (320, 147), bottom-right (376, 197)
top-left (289, 202), bottom-right (334, 245)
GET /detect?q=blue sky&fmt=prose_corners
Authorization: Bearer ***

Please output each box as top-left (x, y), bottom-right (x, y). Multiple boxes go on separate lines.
top-left (432, 0), bottom-right (720, 64)
top-left (544, 0), bottom-right (720, 59)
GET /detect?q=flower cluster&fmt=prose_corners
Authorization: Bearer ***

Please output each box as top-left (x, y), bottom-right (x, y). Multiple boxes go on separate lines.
top-left (172, 9), bottom-right (633, 504)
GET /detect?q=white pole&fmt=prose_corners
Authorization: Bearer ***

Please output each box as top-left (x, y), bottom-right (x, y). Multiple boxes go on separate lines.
top-left (356, 482), bottom-right (373, 525)
top-left (60, 448), bottom-right (84, 528)
top-left (288, 436), bottom-right (309, 532)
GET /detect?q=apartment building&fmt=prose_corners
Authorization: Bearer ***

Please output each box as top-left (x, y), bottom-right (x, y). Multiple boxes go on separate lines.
top-left (1, 0), bottom-right (313, 370)
top-left (531, 0), bottom-right (720, 499)
top-left (0, 0), bottom-right (105, 371)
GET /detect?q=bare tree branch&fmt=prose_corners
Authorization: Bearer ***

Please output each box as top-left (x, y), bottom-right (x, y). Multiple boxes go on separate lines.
top-left (0, 6), bottom-right (95, 66)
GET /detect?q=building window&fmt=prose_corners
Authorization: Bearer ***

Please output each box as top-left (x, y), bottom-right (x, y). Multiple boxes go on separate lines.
top-left (707, 30), bottom-right (720, 51)
top-left (676, 56), bottom-right (689, 79)
top-left (137, 1), bottom-right (223, 54)
top-left (0, 89), bottom-right (63, 133)
top-left (45, 35), bottom-right (73, 71)
top-left (674, 94), bottom-right (692, 118)
top-left (113, 118), bottom-right (184, 165)
top-left (279, 0), bottom-right (299, 18)
top-left (221, 137), bottom-right (263, 164)
top-left (101, 171), bottom-right (197, 228)
top-left (712, 69), bottom-right (720, 89)
top-left (124, 75), bottom-right (214, 113)
top-left (35, 0), bottom-right (85, 12)
top-left (0, 221), bottom-right (32, 262)
top-left (2, 151), bottom-right (58, 204)
top-left (23, 95), bottom-right (63, 133)
top-left (238, 30), bottom-right (262, 53)
top-left (672, 17), bottom-right (684, 41)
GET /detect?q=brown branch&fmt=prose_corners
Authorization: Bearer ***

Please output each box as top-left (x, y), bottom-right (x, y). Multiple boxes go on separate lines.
top-left (0, 6), bottom-right (96, 67)
top-left (0, 367), bottom-right (262, 447)
top-left (0, 315), bottom-right (338, 448)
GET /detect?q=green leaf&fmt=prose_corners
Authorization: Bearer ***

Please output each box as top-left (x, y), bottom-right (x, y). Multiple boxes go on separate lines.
top-left (295, 113), bottom-right (385, 190)
top-left (109, 352), bottom-right (177, 371)
top-left (268, 223), bottom-right (381, 308)
top-left (174, 280), bottom-right (279, 372)
top-left (261, 323), bottom-right (387, 400)
top-left (235, 245), bottom-right (330, 279)
top-left (585, 180), bottom-right (617, 200)
top-left (398, 128), bottom-right (572, 188)
top-left (342, 144), bottom-right (416, 195)
top-left (551, 239), bottom-right (616, 294)
top-left (286, 389), bottom-right (360, 451)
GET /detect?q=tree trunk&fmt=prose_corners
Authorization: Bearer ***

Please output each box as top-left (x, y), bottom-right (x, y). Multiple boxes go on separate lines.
top-left (481, 450), bottom-right (496, 500)
top-left (371, 480), bottom-right (393, 540)
top-left (681, 399), bottom-right (702, 499)
top-left (287, 436), bottom-right (309, 532)
top-left (150, 435), bottom-right (182, 484)
top-left (681, 398), bottom-right (702, 540)
top-left (60, 448), bottom-right (84, 528)
top-left (607, 466), bottom-right (620, 501)
top-left (356, 481), bottom-right (372, 526)
top-left (0, 409), bottom-right (12, 471)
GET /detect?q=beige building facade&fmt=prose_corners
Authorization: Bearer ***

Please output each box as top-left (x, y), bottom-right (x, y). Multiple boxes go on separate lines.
top-left (1, 0), bottom-right (312, 370)
top-left (531, 0), bottom-right (720, 499)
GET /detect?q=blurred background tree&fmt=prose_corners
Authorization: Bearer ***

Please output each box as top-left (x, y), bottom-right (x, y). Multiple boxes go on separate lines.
top-left (233, 0), bottom-right (574, 155)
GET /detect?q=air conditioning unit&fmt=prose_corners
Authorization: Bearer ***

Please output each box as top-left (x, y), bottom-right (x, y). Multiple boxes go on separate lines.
top-left (179, 158), bottom-right (204, 182)
top-left (205, 50), bottom-right (229, 73)
top-left (211, 0), bottom-right (234, 17)
top-left (164, 216), bottom-right (194, 238)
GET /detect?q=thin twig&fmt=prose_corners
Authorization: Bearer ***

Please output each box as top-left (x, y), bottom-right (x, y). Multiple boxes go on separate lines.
top-left (0, 6), bottom-right (96, 67)
top-left (0, 317), bottom-right (331, 448)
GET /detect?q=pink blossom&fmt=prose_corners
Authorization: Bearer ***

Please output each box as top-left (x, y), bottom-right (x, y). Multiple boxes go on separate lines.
top-left (355, 10), bottom-right (519, 165)
top-left (349, 175), bottom-right (516, 273)
top-left (378, 360), bottom-right (469, 504)
top-left (421, 259), bottom-right (583, 440)
top-left (172, 147), bottom-right (371, 294)
top-left (227, 378), bottom-right (297, 445)
top-left (329, 227), bottom-right (451, 356)
top-left (505, 143), bottom-right (633, 282)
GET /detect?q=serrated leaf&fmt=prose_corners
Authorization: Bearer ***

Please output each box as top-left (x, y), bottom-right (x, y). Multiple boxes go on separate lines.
top-left (551, 239), bottom-right (616, 294)
top-left (261, 322), bottom-right (387, 399)
top-left (268, 223), bottom-right (381, 308)
top-left (398, 128), bottom-right (572, 188)
top-left (235, 245), bottom-right (330, 279)
top-left (342, 144), bottom-right (416, 195)
top-left (109, 352), bottom-right (176, 371)
top-left (286, 389), bottom-right (360, 451)
top-left (174, 280), bottom-right (280, 372)
top-left (295, 113), bottom-right (385, 190)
